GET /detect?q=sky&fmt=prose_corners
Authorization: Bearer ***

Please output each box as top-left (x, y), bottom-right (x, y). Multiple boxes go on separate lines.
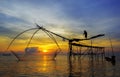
top-left (0, 0), bottom-right (120, 52)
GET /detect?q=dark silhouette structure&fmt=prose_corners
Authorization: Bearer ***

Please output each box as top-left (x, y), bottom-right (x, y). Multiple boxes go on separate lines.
top-left (83, 30), bottom-right (87, 39)
top-left (7, 24), bottom-right (106, 61)
top-left (105, 56), bottom-right (116, 65)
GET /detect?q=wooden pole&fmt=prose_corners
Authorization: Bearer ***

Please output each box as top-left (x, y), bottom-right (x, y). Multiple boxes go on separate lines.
top-left (69, 40), bottom-right (72, 60)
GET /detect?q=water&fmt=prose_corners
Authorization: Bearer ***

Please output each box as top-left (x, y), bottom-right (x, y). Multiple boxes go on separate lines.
top-left (0, 54), bottom-right (120, 77)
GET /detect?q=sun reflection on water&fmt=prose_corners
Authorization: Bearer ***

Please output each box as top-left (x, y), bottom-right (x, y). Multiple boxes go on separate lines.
top-left (0, 55), bottom-right (119, 77)
top-left (42, 56), bottom-right (47, 72)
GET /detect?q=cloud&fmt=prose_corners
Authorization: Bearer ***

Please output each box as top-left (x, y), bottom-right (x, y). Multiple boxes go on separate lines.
top-left (0, 1), bottom-right (86, 39)
top-left (0, 26), bottom-right (14, 35)
top-left (0, 1), bottom-right (65, 24)
top-left (0, 0), bottom-right (120, 42)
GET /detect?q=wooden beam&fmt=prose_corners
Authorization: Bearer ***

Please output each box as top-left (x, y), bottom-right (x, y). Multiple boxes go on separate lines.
top-left (72, 43), bottom-right (104, 49)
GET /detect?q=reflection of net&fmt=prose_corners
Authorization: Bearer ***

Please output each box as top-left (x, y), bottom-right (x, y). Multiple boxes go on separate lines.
top-left (7, 27), bottom-right (61, 61)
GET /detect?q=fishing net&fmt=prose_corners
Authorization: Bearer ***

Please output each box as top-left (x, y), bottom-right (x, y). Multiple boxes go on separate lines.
top-left (7, 27), bottom-right (62, 61)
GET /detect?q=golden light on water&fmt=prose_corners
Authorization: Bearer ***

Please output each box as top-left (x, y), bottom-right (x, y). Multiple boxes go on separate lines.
top-left (43, 49), bottom-right (48, 53)
top-left (42, 59), bottom-right (47, 71)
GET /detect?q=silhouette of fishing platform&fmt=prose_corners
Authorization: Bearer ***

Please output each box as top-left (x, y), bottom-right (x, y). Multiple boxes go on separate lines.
top-left (6, 24), bottom-right (115, 65)
top-left (71, 43), bottom-right (105, 55)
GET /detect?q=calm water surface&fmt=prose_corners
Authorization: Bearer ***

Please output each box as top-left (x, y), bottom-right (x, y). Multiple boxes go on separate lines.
top-left (0, 54), bottom-right (120, 77)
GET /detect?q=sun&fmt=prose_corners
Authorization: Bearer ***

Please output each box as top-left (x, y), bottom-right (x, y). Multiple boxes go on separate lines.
top-left (43, 49), bottom-right (48, 53)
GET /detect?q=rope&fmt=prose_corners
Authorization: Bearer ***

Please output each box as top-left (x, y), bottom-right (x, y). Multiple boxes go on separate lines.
top-left (7, 28), bottom-right (38, 50)
top-left (6, 28), bottom-right (38, 61)
top-left (42, 30), bottom-right (61, 52)
top-left (26, 29), bottom-right (40, 48)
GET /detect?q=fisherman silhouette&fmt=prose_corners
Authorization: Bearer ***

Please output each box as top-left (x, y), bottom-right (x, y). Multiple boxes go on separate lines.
top-left (83, 30), bottom-right (87, 39)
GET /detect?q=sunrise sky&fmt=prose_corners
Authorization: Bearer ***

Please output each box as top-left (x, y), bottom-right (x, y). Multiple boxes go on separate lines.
top-left (0, 0), bottom-right (120, 52)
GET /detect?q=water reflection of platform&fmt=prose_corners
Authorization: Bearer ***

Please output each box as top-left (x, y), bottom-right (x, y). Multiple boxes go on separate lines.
top-left (68, 56), bottom-right (116, 77)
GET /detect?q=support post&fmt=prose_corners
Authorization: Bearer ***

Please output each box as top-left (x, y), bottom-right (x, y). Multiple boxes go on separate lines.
top-left (69, 40), bottom-right (73, 60)
top-left (90, 40), bottom-right (93, 60)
